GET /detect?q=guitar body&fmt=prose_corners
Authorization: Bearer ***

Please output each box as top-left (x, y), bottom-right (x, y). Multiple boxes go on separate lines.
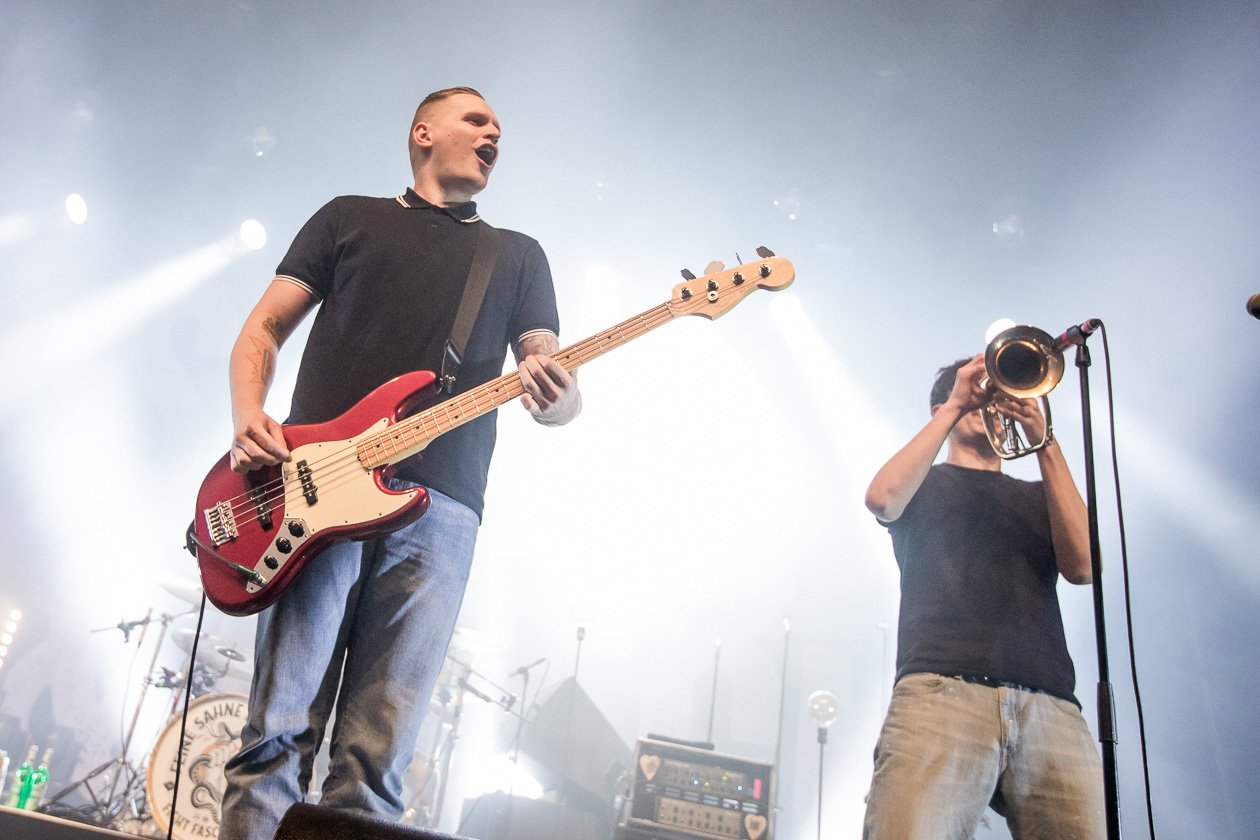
top-left (193, 371), bottom-right (439, 615)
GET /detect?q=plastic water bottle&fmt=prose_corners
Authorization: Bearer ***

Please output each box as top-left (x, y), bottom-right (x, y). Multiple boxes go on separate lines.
top-left (3, 745), bottom-right (36, 808)
top-left (23, 747), bottom-right (53, 810)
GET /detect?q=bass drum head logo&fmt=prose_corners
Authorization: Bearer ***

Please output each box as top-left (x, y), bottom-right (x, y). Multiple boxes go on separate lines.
top-left (146, 692), bottom-right (247, 839)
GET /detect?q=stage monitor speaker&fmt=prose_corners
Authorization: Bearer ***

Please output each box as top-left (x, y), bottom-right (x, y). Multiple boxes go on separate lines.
top-left (273, 803), bottom-right (469, 840)
top-left (517, 677), bottom-right (630, 811)
top-left (0, 806), bottom-right (136, 839)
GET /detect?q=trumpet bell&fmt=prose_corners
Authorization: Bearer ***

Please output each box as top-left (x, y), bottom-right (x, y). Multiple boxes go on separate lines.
top-left (985, 325), bottom-right (1064, 399)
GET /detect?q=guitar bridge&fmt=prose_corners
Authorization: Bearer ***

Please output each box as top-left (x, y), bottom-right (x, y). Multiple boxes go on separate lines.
top-left (204, 501), bottom-right (238, 546)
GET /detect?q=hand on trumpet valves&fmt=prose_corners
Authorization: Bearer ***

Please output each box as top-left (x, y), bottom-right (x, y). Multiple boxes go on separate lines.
top-left (942, 355), bottom-right (990, 416)
top-left (989, 395), bottom-right (1048, 445)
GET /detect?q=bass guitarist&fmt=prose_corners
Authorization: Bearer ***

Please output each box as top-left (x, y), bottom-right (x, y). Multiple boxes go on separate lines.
top-left (218, 86), bottom-right (581, 840)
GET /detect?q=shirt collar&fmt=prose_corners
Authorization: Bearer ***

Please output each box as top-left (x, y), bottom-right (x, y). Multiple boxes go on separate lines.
top-left (396, 188), bottom-right (481, 223)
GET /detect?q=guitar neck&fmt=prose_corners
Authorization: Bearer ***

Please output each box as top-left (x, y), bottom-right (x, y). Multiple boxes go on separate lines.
top-left (358, 301), bottom-right (676, 468)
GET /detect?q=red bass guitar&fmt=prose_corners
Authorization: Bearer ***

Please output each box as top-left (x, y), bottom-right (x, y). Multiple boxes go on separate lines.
top-left (190, 252), bottom-right (795, 615)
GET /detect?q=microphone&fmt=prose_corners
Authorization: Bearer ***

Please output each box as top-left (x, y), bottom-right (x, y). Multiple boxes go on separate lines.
top-left (1052, 318), bottom-right (1101, 350)
top-left (1247, 293), bottom-right (1260, 320)
top-left (116, 616), bottom-right (151, 643)
top-left (457, 677), bottom-right (495, 704)
top-left (511, 657), bottom-right (546, 677)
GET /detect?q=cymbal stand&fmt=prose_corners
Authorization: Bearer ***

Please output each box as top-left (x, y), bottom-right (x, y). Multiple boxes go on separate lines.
top-left (426, 663), bottom-right (521, 827)
top-left (42, 610), bottom-right (177, 825)
top-left (427, 662), bottom-right (474, 828)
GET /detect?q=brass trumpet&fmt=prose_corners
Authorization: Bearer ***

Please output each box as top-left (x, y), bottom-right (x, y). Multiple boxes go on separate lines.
top-left (980, 324), bottom-right (1064, 459)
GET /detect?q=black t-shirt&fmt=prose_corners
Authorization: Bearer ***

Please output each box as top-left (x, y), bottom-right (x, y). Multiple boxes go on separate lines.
top-left (276, 189), bottom-right (559, 520)
top-left (884, 463), bottom-right (1078, 704)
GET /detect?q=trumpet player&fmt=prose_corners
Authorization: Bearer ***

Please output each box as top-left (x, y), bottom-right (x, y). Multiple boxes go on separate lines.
top-left (861, 353), bottom-right (1103, 839)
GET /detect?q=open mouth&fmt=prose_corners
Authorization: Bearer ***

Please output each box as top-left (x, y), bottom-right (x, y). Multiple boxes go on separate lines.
top-left (475, 145), bottom-right (497, 167)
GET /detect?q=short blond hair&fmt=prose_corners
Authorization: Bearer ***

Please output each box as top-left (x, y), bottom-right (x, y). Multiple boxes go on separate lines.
top-left (407, 86), bottom-right (485, 168)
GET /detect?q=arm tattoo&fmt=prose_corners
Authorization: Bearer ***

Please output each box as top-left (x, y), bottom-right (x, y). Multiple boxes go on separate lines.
top-left (247, 336), bottom-right (276, 386)
top-left (517, 331), bottom-right (560, 358)
top-left (261, 315), bottom-right (286, 345)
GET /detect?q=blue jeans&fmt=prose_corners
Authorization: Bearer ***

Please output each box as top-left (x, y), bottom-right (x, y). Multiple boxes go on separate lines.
top-left (219, 488), bottom-right (479, 840)
top-left (862, 673), bottom-right (1105, 840)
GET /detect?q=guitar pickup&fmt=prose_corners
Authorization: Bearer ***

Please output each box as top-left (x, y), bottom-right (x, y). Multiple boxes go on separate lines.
top-left (295, 459), bottom-right (318, 506)
top-left (248, 482), bottom-right (274, 530)
top-left (204, 501), bottom-right (238, 547)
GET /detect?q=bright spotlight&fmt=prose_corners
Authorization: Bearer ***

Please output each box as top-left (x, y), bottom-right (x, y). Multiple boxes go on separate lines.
top-left (3, 621), bottom-right (14, 633)
top-left (65, 193), bottom-right (88, 225)
top-left (8, 610), bottom-right (20, 621)
top-left (0, 633), bottom-right (11, 645)
top-left (480, 753), bottom-right (545, 799)
top-left (985, 318), bottom-right (1017, 344)
top-left (239, 219), bottom-right (267, 250)
top-left (0, 646), bottom-right (7, 656)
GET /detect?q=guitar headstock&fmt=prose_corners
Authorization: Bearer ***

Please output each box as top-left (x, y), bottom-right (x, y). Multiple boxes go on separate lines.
top-left (668, 250), bottom-right (795, 321)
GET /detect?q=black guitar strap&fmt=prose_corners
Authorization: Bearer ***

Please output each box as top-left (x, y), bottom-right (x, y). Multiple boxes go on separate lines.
top-left (439, 221), bottom-right (500, 394)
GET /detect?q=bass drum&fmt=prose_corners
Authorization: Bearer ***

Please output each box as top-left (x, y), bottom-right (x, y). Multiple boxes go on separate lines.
top-left (146, 691), bottom-right (248, 840)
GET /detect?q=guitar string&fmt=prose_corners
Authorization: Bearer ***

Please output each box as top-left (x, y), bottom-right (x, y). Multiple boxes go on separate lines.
top-left (212, 303), bottom-right (677, 528)
top-left (208, 304), bottom-right (679, 533)
top-left (215, 308), bottom-right (663, 517)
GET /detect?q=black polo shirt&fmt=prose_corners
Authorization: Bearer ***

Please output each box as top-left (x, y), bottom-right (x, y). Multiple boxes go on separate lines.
top-left (883, 463), bottom-right (1078, 705)
top-left (276, 188), bottom-right (559, 520)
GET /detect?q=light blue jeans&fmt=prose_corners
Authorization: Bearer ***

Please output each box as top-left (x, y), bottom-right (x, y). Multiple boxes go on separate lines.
top-left (219, 487), bottom-right (479, 840)
top-left (862, 673), bottom-right (1105, 840)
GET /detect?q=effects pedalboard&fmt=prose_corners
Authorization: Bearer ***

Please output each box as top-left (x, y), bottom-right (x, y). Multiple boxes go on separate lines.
top-left (618, 736), bottom-right (774, 840)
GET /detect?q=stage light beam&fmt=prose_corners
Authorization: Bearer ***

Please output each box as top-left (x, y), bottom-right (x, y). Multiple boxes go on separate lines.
top-left (0, 230), bottom-right (257, 413)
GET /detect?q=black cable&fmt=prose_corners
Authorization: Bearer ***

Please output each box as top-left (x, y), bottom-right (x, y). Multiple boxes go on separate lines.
top-left (1097, 323), bottom-right (1156, 839)
top-left (165, 594), bottom-right (208, 840)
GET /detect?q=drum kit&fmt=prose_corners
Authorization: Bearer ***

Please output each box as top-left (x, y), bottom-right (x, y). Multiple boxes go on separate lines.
top-left (44, 577), bottom-right (510, 839)
top-left (42, 576), bottom-right (251, 839)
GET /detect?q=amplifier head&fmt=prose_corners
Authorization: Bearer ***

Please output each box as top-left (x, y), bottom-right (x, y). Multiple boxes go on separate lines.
top-left (624, 738), bottom-right (774, 840)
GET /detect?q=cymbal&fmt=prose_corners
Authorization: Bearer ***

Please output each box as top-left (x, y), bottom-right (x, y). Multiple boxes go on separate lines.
top-left (160, 575), bottom-right (203, 605)
top-left (447, 625), bottom-right (499, 660)
top-left (171, 627), bottom-right (252, 679)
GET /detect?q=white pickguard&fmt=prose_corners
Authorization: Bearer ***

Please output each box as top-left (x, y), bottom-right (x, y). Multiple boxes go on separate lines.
top-left (284, 418), bottom-right (421, 531)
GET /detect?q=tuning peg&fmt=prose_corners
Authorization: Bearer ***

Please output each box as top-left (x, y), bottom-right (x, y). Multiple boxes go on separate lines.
top-left (680, 269), bottom-right (696, 281)
top-left (703, 260), bottom-right (725, 276)
top-left (756, 245), bottom-right (775, 258)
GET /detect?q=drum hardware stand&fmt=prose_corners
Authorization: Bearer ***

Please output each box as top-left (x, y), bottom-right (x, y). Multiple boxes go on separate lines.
top-left (418, 660), bottom-right (523, 829)
top-left (42, 609), bottom-right (186, 826)
top-left (425, 660), bottom-right (477, 829)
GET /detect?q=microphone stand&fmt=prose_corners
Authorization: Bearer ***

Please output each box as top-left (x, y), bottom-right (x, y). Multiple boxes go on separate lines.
top-left (772, 619), bottom-right (790, 820)
top-left (706, 640), bottom-right (721, 744)
top-left (1068, 335), bottom-right (1120, 840)
top-left (511, 669), bottom-right (530, 767)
